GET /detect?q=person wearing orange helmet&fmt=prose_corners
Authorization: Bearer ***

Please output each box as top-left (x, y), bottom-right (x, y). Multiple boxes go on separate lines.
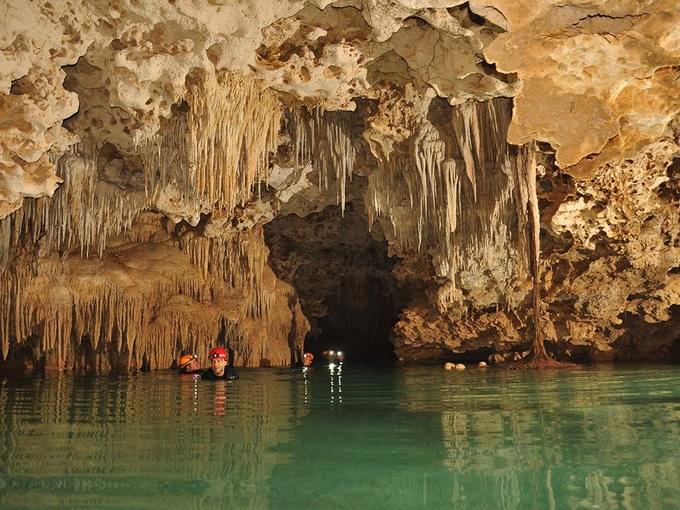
top-left (177, 353), bottom-right (201, 374)
top-left (302, 352), bottom-right (314, 367)
top-left (201, 347), bottom-right (239, 380)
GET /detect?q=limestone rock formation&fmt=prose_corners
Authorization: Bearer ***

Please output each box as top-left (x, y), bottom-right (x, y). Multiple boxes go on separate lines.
top-left (1, 0), bottom-right (679, 372)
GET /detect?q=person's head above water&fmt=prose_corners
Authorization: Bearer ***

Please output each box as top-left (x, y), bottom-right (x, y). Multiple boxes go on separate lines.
top-left (208, 347), bottom-right (229, 376)
top-left (178, 353), bottom-right (201, 374)
top-left (302, 352), bottom-right (314, 367)
top-left (321, 350), bottom-right (344, 363)
top-left (201, 346), bottom-right (238, 381)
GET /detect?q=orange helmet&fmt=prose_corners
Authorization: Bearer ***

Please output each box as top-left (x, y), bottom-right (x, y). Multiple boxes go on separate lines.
top-left (178, 354), bottom-right (197, 369)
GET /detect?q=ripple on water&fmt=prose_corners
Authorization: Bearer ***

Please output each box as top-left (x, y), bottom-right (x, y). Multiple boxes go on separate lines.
top-left (0, 365), bottom-right (679, 509)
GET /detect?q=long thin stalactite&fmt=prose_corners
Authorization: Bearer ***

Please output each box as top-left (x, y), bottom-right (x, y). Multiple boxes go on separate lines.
top-left (0, 73), bottom-right (287, 370)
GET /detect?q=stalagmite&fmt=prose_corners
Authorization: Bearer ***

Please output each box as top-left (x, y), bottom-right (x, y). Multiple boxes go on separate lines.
top-left (513, 143), bottom-right (571, 368)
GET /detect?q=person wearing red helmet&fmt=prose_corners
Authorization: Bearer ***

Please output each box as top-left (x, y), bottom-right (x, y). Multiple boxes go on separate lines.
top-left (201, 347), bottom-right (239, 380)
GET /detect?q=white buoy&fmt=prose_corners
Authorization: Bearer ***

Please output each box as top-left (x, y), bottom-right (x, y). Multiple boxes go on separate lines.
top-left (444, 362), bottom-right (455, 370)
top-left (478, 361), bottom-right (487, 368)
top-left (455, 363), bottom-right (466, 371)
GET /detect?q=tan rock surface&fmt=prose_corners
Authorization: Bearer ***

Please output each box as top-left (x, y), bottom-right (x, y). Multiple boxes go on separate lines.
top-left (485, 0), bottom-right (680, 170)
top-left (2, 0), bottom-right (680, 371)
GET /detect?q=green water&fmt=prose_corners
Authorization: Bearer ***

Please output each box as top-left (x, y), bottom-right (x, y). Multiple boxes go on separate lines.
top-left (0, 365), bottom-right (678, 509)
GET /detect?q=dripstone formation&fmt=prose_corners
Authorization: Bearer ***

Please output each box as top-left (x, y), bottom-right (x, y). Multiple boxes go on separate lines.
top-left (1, 0), bottom-right (679, 372)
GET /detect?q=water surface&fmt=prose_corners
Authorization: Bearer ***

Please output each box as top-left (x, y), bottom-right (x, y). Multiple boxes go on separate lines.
top-left (1, 365), bottom-right (678, 509)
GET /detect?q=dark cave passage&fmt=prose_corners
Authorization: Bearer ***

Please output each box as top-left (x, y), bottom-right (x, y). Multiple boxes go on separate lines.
top-left (308, 268), bottom-right (399, 363)
top-left (264, 202), bottom-right (403, 364)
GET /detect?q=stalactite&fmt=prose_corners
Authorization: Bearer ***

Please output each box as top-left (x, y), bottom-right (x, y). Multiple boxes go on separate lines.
top-left (0, 240), bottom-right (300, 370)
top-left (288, 107), bottom-right (355, 214)
top-left (453, 101), bottom-right (480, 202)
top-left (138, 109), bottom-right (207, 217)
top-left (0, 218), bottom-right (10, 270)
top-left (0, 144), bottom-right (146, 264)
top-left (185, 72), bottom-right (281, 211)
top-left (513, 142), bottom-right (569, 367)
top-left (0, 72), bottom-right (300, 371)
top-left (366, 98), bottom-right (531, 312)
top-left (0, 250), bottom-right (227, 368)
top-left (180, 226), bottom-right (272, 319)
top-left (0, 72), bottom-right (281, 266)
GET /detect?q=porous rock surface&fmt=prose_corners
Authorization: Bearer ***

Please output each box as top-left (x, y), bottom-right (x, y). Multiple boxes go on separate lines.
top-left (1, 0), bottom-right (679, 372)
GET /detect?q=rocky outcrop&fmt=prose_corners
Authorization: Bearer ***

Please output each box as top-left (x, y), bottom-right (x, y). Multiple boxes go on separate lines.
top-left (1, 209), bottom-right (308, 372)
top-left (2, 1), bottom-right (680, 372)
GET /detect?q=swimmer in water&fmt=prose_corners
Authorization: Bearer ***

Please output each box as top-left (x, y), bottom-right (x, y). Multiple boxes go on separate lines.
top-left (201, 347), bottom-right (239, 380)
top-left (321, 349), bottom-right (344, 364)
top-left (302, 352), bottom-right (314, 367)
top-left (177, 353), bottom-right (201, 374)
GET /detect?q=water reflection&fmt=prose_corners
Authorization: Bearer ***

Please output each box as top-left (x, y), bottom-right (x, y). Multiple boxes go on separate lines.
top-left (0, 371), bottom-right (303, 509)
top-left (213, 381), bottom-right (227, 417)
top-left (299, 361), bottom-right (344, 406)
top-left (1, 366), bottom-right (679, 509)
top-left (400, 366), bottom-right (680, 509)
top-left (328, 361), bottom-right (343, 404)
top-left (302, 366), bottom-right (310, 404)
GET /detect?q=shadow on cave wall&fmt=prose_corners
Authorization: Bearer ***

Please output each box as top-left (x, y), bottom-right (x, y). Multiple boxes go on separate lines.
top-left (264, 201), bottom-right (404, 364)
top-left (615, 304), bottom-right (680, 362)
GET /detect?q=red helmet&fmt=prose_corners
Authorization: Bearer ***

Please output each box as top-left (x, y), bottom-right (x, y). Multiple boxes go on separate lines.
top-left (209, 347), bottom-right (228, 360)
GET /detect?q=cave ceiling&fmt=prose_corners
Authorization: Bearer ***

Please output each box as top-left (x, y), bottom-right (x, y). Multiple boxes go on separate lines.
top-left (1, 0), bottom-right (680, 368)
top-left (2, 0), bottom-right (679, 215)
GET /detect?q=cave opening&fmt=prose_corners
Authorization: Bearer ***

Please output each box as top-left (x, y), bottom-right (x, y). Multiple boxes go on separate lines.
top-left (264, 201), bottom-right (404, 365)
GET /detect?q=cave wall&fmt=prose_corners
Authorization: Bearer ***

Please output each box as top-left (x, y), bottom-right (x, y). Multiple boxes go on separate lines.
top-left (0, 208), bottom-right (308, 372)
top-left (2, 1), bottom-right (680, 371)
